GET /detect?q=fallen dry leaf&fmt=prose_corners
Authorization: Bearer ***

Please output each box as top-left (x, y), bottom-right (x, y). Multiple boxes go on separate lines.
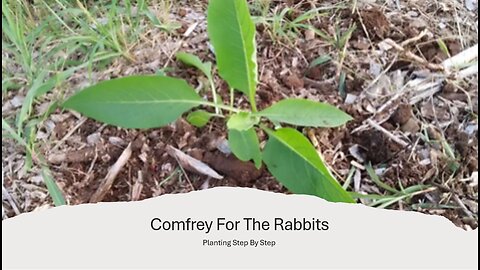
top-left (166, 145), bottom-right (223, 179)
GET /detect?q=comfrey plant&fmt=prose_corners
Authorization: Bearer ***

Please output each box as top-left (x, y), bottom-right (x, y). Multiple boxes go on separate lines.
top-left (63, 0), bottom-right (355, 203)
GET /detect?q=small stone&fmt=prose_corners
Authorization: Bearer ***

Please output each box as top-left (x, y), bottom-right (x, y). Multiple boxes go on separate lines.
top-left (369, 62), bottom-right (382, 77)
top-left (391, 104), bottom-right (413, 125)
top-left (50, 114), bottom-right (70, 123)
top-left (351, 39), bottom-right (370, 50)
top-left (401, 118), bottom-right (420, 134)
top-left (179, 8), bottom-right (187, 17)
top-left (427, 126), bottom-right (443, 141)
top-left (283, 73), bottom-right (304, 89)
top-left (36, 131), bottom-right (48, 140)
top-left (410, 18), bottom-right (428, 29)
top-left (406, 11), bottom-right (419, 17)
top-left (304, 29), bottom-right (315, 41)
top-left (138, 152), bottom-right (148, 163)
top-left (109, 136), bottom-right (125, 146)
top-left (29, 175), bottom-right (44, 185)
top-left (465, 0), bottom-right (478, 11)
top-left (87, 133), bottom-right (102, 145)
top-left (378, 41), bottom-right (393, 51)
top-left (348, 144), bottom-right (366, 163)
top-left (465, 124), bottom-right (478, 135)
top-left (161, 163), bottom-right (173, 172)
top-left (344, 94), bottom-right (358, 104)
top-left (292, 57), bottom-right (298, 68)
top-left (419, 159), bottom-right (431, 166)
top-left (216, 139), bottom-right (231, 155)
top-left (10, 95), bottom-right (25, 108)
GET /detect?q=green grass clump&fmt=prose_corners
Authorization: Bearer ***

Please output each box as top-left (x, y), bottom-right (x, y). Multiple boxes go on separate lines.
top-left (2, 0), bottom-right (176, 206)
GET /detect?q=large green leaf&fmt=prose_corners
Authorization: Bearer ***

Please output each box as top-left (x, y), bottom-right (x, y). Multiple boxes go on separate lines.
top-left (176, 52), bottom-right (213, 80)
top-left (262, 127), bottom-right (354, 203)
top-left (227, 112), bottom-right (259, 131)
top-left (187, 110), bottom-right (213, 128)
top-left (228, 128), bottom-right (262, 169)
top-left (207, 0), bottom-right (258, 109)
top-left (257, 99), bottom-right (352, 127)
top-left (63, 76), bottom-right (202, 129)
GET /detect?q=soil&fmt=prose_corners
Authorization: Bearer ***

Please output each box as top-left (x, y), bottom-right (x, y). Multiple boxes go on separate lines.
top-left (358, 8), bottom-right (391, 40)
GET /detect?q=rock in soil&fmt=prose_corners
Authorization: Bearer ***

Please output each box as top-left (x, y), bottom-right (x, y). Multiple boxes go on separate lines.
top-left (391, 104), bottom-right (413, 125)
top-left (203, 151), bottom-right (263, 184)
top-left (283, 73), bottom-right (305, 89)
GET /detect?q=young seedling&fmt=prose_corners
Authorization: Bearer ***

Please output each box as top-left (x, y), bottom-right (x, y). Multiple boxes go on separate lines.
top-left (63, 0), bottom-right (355, 203)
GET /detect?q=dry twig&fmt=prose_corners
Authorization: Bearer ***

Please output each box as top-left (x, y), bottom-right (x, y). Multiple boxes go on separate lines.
top-left (366, 119), bottom-right (410, 147)
top-left (166, 145), bottom-right (223, 180)
top-left (90, 143), bottom-right (132, 203)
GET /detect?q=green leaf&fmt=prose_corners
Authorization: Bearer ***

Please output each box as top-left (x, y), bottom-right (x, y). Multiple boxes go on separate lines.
top-left (365, 163), bottom-right (399, 194)
top-left (41, 165), bottom-right (66, 206)
top-left (2, 118), bottom-right (29, 149)
top-left (17, 68), bottom-right (76, 134)
top-left (187, 110), bottom-right (213, 128)
top-left (257, 99), bottom-right (352, 128)
top-left (262, 127), bottom-right (354, 203)
top-left (17, 70), bottom-right (48, 133)
top-left (176, 52), bottom-right (213, 80)
top-left (215, 93), bottom-right (224, 105)
top-left (155, 67), bottom-right (174, 77)
top-left (143, 8), bottom-right (181, 32)
top-left (63, 76), bottom-right (203, 129)
top-left (207, 0), bottom-right (258, 109)
top-left (308, 55), bottom-right (331, 68)
top-left (437, 39), bottom-right (451, 57)
top-left (228, 128), bottom-right (262, 169)
top-left (337, 24), bottom-right (356, 49)
top-left (227, 112), bottom-right (259, 131)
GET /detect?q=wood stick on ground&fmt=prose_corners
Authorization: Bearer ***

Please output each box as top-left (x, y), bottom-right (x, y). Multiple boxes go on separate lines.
top-left (131, 170), bottom-right (143, 201)
top-left (176, 160), bottom-right (196, 192)
top-left (409, 44), bottom-right (478, 104)
top-left (2, 185), bottom-right (20, 216)
top-left (50, 117), bottom-right (87, 153)
top-left (166, 145), bottom-right (223, 180)
top-left (401, 29), bottom-right (431, 47)
top-left (384, 39), bottom-right (445, 71)
top-left (358, 42), bottom-right (478, 132)
top-left (442, 44), bottom-right (478, 70)
top-left (366, 119), bottom-right (409, 147)
top-left (80, 148), bottom-right (99, 184)
top-left (303, 77), bottom-right (336, 88)
top-left (90, 143), bottom-right (132, 203)
top-left (458, 63), bottom-right (478, 78)
top-left (362, 54), bottom-right (399, 100)
top-left (453, 194), bottom-right (474, 219)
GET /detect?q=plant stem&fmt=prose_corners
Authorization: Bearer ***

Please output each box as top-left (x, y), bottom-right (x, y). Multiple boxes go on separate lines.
top-left (258, 123), bottom-right (272, 133)
top-left (250, 95), bottom-right (258, 112)
top-left (209, 77), bottom-right (220, 115)
top-left (229, 87), bottom-right (234, 109)
top-left (210, 113), bottom-right (225, 119)
top-left (201, 101), bottom-right (241, 113)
